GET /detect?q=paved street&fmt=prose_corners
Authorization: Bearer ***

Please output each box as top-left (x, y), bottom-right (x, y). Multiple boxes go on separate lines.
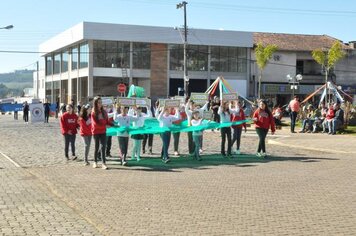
top-left (0, 115), bottom-right (355, 235)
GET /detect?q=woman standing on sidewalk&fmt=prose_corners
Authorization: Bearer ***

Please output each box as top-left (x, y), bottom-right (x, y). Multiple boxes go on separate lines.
top-left (91, 96), bottom-right (110, 170)
top-left (253, 100), bottom-right (275, 157)
top-left (78, 104), bottom-right (92, 166)
top-left (60, 104), bottom-right (79, 161)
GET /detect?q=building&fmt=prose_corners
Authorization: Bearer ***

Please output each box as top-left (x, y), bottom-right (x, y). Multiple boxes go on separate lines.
top-left (251, 32), bottom-right (355, 105)
top-left (35, 22), bottom-right (253, 104)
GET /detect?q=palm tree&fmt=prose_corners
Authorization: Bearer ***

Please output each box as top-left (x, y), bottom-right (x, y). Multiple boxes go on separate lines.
top-left (255, 42), bottom-right (278, 99)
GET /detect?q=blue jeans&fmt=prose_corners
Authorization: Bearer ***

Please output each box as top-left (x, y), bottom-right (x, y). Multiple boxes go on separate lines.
top-left (301, 119), bottom-right (315, 131)
top-left (231, 127), bottom-right (242, 150)
top-left (290, 111), bottom-right (298, 132)
top-left (192, 134), bottom-right (202, 159)
top-left (328, 119), bottom-right (342, 134)
top-left (160, 131), bottom-right (171, 160)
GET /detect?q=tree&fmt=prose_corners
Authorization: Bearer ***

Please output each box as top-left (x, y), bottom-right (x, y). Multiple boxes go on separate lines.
top-left (255, 42), bottom-right (278, 99)
top-left (312, 41), bottom-right (346, 103)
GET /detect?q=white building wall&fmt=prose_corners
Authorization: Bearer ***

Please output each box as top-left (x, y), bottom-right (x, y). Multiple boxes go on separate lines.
top-left (251, 51), bottom-right (297, 83)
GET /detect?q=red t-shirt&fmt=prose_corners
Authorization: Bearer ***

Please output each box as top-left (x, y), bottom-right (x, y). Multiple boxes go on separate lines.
top-left (231, 109), bottom-right (247, 129)
top-left (253, 109), bottom-right (275, 132)
top-left (91, 111), bottom-right (110, 135)
top-left (78, 117), bottom-right (92, 136)
top-left (60, 112), bottom-right (79, 135)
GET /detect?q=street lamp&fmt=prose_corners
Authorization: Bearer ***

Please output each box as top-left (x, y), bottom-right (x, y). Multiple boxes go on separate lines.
top-left (0, 25), bottom-right (14, 30)
top-left (176, 1), bottom-right (189, 98)
top-left (287, 74), bottom-right (302, 98)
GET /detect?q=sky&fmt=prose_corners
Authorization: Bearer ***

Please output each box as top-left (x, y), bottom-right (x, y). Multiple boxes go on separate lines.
top-left (1, 0), bottom-right (356, 73)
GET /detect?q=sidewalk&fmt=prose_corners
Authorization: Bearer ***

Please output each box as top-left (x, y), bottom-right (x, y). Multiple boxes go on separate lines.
top-left (269, 127), bottom-right (356, 155)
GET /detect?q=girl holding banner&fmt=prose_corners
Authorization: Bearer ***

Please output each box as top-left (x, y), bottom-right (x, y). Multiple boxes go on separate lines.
top-left (230, 100), bottom-right (247, 155)
top-left (218, 101), bottom-right (232, 157)
top-left (114, 105), bottom-right (137, 166)
top-left (157, 106), bottom-right (180, 163)
top-left (128, 106), bottom-right (152, 161)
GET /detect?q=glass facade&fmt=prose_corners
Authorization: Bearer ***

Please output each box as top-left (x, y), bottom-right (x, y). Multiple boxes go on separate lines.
top-left (79, 43), bottom-right (89, 68)
top-left (93, 40), bottom-right (130, 68)
top-left (71, 47), bottom-right (78, 70)
top-left (45, 56), bottom-right (52, 75)
top-left (211, 46), bottom-right (247, 72)
top-left (62, 51), bottom-right (69, 72)
top-left (170, 45), bottom-right (208, 71)
top-left (133, 42), bottom-right (151, 69)
top-left (54, 53), bottom-right (61, 74)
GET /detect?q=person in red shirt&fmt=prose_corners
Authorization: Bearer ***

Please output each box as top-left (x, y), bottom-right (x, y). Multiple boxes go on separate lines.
top-left (288, 95), bottom-right (300, 133)
top-left (91, 96), bottom-right (110, 170)
top-left (322, 103), bottom-right (335, 133)
top-left (78, 104), bottom-right (92, 166)
top-left (253, 100), bottom-right (275, 157)
top-left (230, 100), bottom-right (247, 155)
top-left (60, 104), bottom-right (79, 160)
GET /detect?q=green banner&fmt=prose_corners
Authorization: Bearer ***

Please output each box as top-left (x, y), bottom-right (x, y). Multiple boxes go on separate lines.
top-left (106, 118), bottom-right (251, 136)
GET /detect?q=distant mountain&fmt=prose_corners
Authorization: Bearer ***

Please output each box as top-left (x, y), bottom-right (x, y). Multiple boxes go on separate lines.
top-left (0, 70), bottom-right (34, 98)
top-left (0, 69), bottom-right (34, 84)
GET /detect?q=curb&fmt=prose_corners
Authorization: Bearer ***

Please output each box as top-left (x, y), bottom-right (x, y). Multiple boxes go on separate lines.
top-left (268, 140), bottom-right (356, 154)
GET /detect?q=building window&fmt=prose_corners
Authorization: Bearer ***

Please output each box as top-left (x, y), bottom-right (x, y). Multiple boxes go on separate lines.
top-left (187, 45), bottom-right (208, 71)
top-left (45, 56), bottom-right (53, 75)
top-left (53, 53), bottom-right (61, 74)
top-left (211, 46), bottom-right (247, 72)
top-left (93, 40), bottom-right (130, 68)
top-left (79, 43), bottom-right (89, 69)
top-left (170, 44), bottom-right (183, 70)
top-left (62, 51), bottom-right (69, 72)
top-left (71, 47), bottom-right (78, 71)
top-left (133, 42), bottom-right (151, 69)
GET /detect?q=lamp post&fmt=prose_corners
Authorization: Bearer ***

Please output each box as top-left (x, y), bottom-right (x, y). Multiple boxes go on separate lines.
top-left (287, 74), bottom-right (302, 98)
top-left (176, 1), bottom-right (189, 99)
top-left (0, 25), bottom-right (14, 30)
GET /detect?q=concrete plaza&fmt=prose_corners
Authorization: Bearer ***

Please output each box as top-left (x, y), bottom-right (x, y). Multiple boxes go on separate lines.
top-left (0, 115), bottom-right (355, 235)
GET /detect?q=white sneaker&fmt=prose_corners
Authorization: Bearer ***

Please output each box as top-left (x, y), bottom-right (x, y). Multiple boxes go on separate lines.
top-left (92, 162), bottom-right (98, 168)
top-left (174, 151), bottom-right (179, 156)
top-left (236, 149), bottom-right (241, 155)
top-left (199, 149), bottom-right (203, 154)
top-left (122, 161), bottom-right (127, 166)
top-left (102, 164), bottom-right (108, 170)
top-left (261, 152), bottom-right (267, 157)
top-left (256, 152), bottom-right (262, 157)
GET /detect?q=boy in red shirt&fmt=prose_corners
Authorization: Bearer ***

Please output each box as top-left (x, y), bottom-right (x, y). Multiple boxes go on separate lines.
top-left (60, 104), bottom-right (79, 160)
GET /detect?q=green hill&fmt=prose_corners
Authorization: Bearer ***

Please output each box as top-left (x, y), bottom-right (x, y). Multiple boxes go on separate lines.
top-left (0, 70), bottom-right (34, 98)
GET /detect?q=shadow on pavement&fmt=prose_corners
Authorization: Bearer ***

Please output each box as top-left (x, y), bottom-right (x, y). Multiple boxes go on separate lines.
top-left (105, 154), bottom-right (339, 172)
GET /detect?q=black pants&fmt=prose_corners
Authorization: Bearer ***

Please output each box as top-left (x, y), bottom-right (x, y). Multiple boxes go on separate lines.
top-left (106, 136), bottom-right (112, 155)
top-left (118, 136), bottom-right (129, 160)
top-left (187, 131), bottom-right (195, 154)
top-left (290, 111), bottom-right (298, 132)
top-left (173, 132), bottom-right (180, 152)
top-left (64, 134), bottom-right (76, 157)
top-left (94, 134), bottom-right (106, 163)
top-left (231, 127), bottom-right (242, 150)
top-left (23, 112), bottom-right (29, 122)
top-left (142, 134), bottom-right (153, 151)
top-left (256, 128), bottom-right (268, 153)
top-left (14, 112), bottom-right (18, 120)
top-left (44, 111), bottom-right (49, 123)
top-left (220, 127), bottom-right (231, 155)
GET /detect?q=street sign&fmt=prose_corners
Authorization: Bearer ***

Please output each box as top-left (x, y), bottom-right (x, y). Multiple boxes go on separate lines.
top-left (117, 83), bottom-right (126, 93)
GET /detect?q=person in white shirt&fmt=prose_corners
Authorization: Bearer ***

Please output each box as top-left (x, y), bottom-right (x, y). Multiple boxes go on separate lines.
top-left (218, 101), bottom-right (232, 157)
top-left (191, 111), bottom-right (203, 161)
top-left (185, 99), bottom-right (208, 155)
top-left (128, 106), bottom-right (152, 161)
top-left (157, 106), bottom-right (180, 163)
top-left (114, 105), bottom-right (138, 166)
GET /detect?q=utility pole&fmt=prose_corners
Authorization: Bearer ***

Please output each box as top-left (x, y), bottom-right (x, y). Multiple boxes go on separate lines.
top-left (177, 1), bottom-right (188, 98)
top-left (36, 61), bottom-right (39, 99)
